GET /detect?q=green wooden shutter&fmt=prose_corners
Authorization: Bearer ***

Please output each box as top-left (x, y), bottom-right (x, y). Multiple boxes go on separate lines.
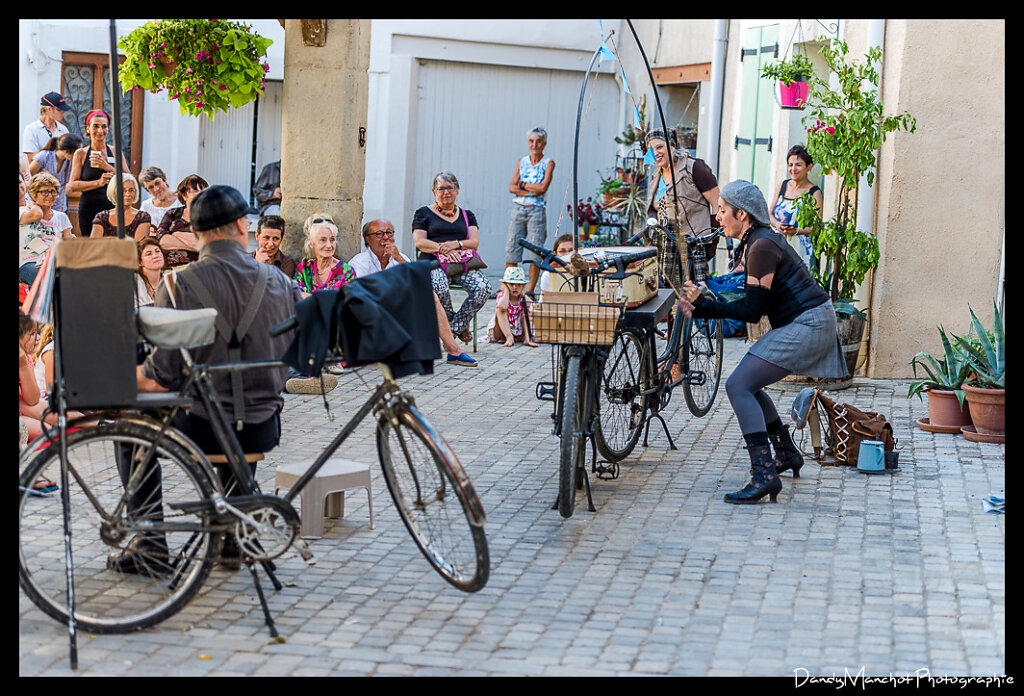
top-left (735, 24), bottom-right (779, 196)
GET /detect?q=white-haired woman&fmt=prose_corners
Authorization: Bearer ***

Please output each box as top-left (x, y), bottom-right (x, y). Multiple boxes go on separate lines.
top-left (293, 216), bottom-right (356, 298)
top-left (412, 171), bottom-right (492, 343)
top-left (89, 172), bottom-right (152, 240)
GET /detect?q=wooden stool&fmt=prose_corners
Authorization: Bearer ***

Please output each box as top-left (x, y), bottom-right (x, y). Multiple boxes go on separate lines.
top-left (273, 459), bottom-right (373, 538)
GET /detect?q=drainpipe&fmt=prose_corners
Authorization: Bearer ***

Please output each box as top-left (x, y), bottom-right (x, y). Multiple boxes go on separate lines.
top-left (707, 19), bottom-right (729, 177)
top-left (855, 19), bottom-right (885, 376)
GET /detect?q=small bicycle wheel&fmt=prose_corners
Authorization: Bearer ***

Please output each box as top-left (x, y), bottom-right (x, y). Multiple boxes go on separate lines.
top-left (18, 422), bottom-right (219, 634)
top-left (594, 330), bottom-right (648, 462)
top-left (682, 316), bottom-right (724, 417)
top-left (558, 355), bottom-right (589, 518)
top-left (377, 406), bottom-right (489, 592)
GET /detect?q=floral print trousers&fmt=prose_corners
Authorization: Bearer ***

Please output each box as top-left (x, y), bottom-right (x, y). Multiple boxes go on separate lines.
top-left (430, 267), bottom-right (492, 336)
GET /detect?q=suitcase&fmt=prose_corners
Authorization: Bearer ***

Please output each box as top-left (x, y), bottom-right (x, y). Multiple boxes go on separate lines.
top-left (576, 246), bottom-right (659, 308)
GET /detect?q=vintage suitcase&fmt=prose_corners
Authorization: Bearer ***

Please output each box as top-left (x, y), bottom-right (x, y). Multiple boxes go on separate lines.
top-left (576, 246), bottom-right (659, 308)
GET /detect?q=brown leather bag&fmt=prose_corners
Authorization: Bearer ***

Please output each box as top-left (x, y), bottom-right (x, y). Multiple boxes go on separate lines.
top-left (814, 392), bottom-right (897, 466)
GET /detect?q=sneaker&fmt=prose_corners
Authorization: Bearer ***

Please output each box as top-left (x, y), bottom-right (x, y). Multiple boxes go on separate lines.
top-left (323, 364), bottom-right (345, 375)
top-left (446, 352), bottom-right (478, 367)
top-left (285, 374), bottom-right (338, 394)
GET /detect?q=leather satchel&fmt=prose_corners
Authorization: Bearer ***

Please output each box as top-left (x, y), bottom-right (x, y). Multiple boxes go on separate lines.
top-left (790, 388), bottom-right (897, 466)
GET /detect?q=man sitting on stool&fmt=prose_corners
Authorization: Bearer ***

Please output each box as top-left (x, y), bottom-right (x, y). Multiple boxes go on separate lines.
top-left (111, 184), bottom-right (301, 575)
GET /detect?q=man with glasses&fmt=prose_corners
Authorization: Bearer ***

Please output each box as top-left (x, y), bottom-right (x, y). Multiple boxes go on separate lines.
top-left (350, 218), bottom-right (477, 367)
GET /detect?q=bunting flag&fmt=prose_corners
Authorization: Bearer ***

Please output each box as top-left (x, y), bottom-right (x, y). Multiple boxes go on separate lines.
top-left (598, 18), bottom-right (605, 42)
top-left (633, 102), bottom-right (642, 128)
top-left (598, 44), bottom-right (616, 63)
top-left (644, 146), bottom-right (657, 165)
top-left (620, 66), bottom-right (631, 95)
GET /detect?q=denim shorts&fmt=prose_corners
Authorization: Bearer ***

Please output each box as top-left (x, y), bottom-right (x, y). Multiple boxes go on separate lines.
top-left (505, 203), bottom-right (547, 264)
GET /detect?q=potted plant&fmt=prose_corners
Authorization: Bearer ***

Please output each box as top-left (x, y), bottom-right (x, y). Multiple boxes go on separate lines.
top-left (568, 198), bottom-right (605, 241)
top-left (908, 324), bottom-right (973, 433)
top-left (596, 172), bottom-right (628, 207)
top-left (952, 302), bottom-right (1005, 440)
top-left (118, 19), bottom-right (273, 119)
top-left (761, 52), bottom-right (815, 109)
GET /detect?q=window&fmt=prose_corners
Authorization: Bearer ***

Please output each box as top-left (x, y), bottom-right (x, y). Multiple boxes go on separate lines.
top-left (61, 51), bottom-right (144, 175)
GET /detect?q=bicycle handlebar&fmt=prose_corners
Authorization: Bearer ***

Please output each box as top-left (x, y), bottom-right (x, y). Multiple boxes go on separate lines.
top-left (270, 316), bottom-right (298, 337)
top-left (517, 238), bottom-right (570, 273)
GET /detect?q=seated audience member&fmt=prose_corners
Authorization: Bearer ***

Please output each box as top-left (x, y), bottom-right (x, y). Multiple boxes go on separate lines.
top-left (351, 218), bottom-right (477, 367)
top-left (538, 233), bottom-right (574, 294)
top-left (156, 174), bottom-right (208, 267)
top-left (253, 160), bottom-right (281, 216)
top-left (486, 266), bottom-right (537, 347)
top-left (135, 237), bottom-right (166, 309)
top-left (139, 166), bottom-right (183, 229)
top-left (253, 214), bottom-right (296, 278)
top-left (90, 173), bottom-right (152, 240)
top-left (20, 172), bottom-right (72, 286)
top-left (292, 217), bottom-right (356, 297)
top-left (29, 132), bottom-right (82, 215)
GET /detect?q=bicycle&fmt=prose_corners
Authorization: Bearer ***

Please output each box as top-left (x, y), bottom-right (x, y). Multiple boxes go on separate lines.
top-left (593, 219), bottom-right (725, 464)
top-left (18, 304), bottom-right (489, 638)
top-left (519, 238), bottom-right (658, 518)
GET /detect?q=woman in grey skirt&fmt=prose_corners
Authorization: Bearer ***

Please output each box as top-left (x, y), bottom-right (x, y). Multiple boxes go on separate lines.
top-left (680, 180), bottom-right (847, 504)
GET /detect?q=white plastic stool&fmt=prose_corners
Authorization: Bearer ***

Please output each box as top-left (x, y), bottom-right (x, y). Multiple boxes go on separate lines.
top-left (273, 459), bottom-right (374, 538)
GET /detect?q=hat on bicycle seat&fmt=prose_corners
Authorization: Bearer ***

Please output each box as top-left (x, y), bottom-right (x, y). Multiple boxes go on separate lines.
top-left (502, 267), bottom-right (528, 285)
top-left (719, 180), bottom-right (771, 228)
top-left (190, 185), bottom-right (251, 232)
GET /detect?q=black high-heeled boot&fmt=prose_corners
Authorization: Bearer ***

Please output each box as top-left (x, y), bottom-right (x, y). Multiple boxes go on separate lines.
top-left (724, 435), bottom-right (782, 505)
top-left (767, 419), bottom-right (804, 477)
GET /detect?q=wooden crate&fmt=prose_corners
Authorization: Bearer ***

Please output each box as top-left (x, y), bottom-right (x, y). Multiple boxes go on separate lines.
top-left (532, 292), bottom-right (621, 346)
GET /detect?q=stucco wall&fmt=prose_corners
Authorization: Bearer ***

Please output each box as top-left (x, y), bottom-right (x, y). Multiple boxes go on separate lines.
top-left (868, 19), bottom-right (1005, 377)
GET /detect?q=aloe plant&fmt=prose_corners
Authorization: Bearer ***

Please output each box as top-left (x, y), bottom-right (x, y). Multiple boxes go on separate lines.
top-left (908, 325), bottom-right (972, 407)
top-left (952, 302), bottom-right (1005, 390)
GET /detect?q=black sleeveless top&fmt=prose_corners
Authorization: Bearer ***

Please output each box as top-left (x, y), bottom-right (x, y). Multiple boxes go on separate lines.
top-left (693, 225), bottom-right (829, 328)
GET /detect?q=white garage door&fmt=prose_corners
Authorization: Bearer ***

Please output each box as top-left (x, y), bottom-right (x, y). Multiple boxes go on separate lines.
top-left (413, 59), bottom-right (624, 279)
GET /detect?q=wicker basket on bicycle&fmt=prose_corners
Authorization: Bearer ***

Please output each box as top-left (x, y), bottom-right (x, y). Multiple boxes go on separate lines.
top-left (532, 291), bottom-right (623, 346)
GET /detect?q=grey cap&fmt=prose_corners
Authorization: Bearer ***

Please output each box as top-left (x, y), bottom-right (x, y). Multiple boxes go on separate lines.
top-left (719, 180), bottom-right (771, 228)
top-left (190, 184), bottom-right (250, 232)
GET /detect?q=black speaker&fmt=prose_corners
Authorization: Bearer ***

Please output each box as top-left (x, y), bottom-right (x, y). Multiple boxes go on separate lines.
top-left (55, 238), bottom-right (139, 409)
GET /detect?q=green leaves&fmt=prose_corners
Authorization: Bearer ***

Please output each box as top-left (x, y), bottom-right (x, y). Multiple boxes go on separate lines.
top-left (952, 302), bottom-right (1005, 389)
top-left (908, 324), bottom-right (972, 403)
top-left (761, 52), bottom-right (816, 85)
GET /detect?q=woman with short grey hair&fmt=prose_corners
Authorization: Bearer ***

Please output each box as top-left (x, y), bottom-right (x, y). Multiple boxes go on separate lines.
top-left (504, 127), bottom-right (555, 295)
top-left (680, 180), bottom-right (847, 505)
top-left (412, 172), bottom-right (492, 346)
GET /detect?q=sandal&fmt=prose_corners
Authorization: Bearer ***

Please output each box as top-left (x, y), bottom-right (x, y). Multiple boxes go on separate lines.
top-left (458, 328), bottom-right (473, 344)
top-left (24, 479), bottom-right (59, 496)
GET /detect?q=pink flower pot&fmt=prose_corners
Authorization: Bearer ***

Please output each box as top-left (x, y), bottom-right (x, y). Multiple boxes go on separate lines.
top-left (779, 80), bottom-right (809, 109)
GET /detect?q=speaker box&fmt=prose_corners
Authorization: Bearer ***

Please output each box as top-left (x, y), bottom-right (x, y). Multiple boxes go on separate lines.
top-left (55, 238), bottom-right (139, 409)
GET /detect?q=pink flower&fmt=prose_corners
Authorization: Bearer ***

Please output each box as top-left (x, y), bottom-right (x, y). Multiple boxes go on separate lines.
top-left (185, 68), bottom-right (194, 74)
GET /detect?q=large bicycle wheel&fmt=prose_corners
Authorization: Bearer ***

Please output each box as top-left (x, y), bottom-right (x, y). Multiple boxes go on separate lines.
top-left (19, 422), bottom-right (220, 634)
top-left (594, 330), bottom-right (648, 462)
top-left (682, 316), bottom-right (724, 417)
top-left (377, 406), bottom-right (489, 592)
top-left (558, 355), bottom-right (589, 518)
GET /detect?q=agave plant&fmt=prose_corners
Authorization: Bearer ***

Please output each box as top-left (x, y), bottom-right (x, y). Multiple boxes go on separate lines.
top-left (908, 325), bottom-right (973, 407)
top-left (952, 302), bottom-right (1005, 390)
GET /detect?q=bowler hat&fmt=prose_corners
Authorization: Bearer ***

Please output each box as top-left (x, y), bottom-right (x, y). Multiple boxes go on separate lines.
top-left (190, 185), bottom-right (251, 232)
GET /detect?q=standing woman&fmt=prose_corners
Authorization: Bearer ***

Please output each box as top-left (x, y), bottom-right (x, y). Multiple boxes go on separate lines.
top-left (770, 144), bottom-right (823, 268)
top-left (138, 166), bottom-right (184, 229)
top-left (680, 180), bottom-right (847, 504)
top-left (90, 173), bottom-right (152, 240)
top-left (67, 110), bottom-right (130, 237)
top-left (29, 132), bottom-right (83, 217)
top-left (156, 174), bottom-right (208, 267)
top-left (292, 218), bottom-right (357, 297)
top-left (644, 128), bottom-right (720, 291)
top-left (412, 172), bottom-right (492, 344)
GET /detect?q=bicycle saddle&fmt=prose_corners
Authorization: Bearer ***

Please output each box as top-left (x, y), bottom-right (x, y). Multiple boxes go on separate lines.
top-left (138, 306), bottom-right (218, 349)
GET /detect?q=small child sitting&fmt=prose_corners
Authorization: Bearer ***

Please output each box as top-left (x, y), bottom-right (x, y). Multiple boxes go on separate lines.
top-left (486, 266), bottom-right (537, 347)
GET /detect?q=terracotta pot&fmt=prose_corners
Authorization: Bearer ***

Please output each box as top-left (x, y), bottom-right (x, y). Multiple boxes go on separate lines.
top-left (963, 385), bottom-right (1005, 435)
top-left (926, 388), bottom-right (973, 429)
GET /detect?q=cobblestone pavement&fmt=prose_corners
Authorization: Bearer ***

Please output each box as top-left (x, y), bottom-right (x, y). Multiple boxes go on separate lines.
top-left (20, 300), bottom-right (1005, 676)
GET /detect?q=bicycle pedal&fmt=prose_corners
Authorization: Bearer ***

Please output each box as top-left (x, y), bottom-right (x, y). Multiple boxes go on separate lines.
top-left (593, 461), bottom-right (619, 480)
top-left (536, 382), bottom-right (556, 401)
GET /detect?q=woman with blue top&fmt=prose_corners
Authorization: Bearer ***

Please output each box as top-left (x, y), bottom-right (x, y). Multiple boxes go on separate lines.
top-left (505, 127), bottom-right (556, 296)
top-left (770, 145), bottom-right (823, 268)
top-left (680, 180), bottom-right (847, 505)
top-left (28, 132), bottom-right (82, 217)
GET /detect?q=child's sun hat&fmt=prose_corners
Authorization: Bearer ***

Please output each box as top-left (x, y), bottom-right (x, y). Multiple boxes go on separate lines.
top-left (502, 267), bottom-right (528, 285)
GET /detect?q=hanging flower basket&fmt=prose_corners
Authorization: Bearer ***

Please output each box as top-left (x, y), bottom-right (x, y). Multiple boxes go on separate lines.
top-left (117, 19), bottom-right (273, 119)
top-left (779, 79), bottom-right (810, 109)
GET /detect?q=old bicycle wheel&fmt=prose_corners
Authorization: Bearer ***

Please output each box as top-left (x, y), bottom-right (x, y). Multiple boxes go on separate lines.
top-left (682, 316), bottom-right (724, 417)
top-left (377, 406), bottom-right (489, 592)
top-left (594, 330), bottom-right (649, 462)
top-left (19, 422), bottom-right (220, 634)
top-left (558, 354), bottom-right (590, 518)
